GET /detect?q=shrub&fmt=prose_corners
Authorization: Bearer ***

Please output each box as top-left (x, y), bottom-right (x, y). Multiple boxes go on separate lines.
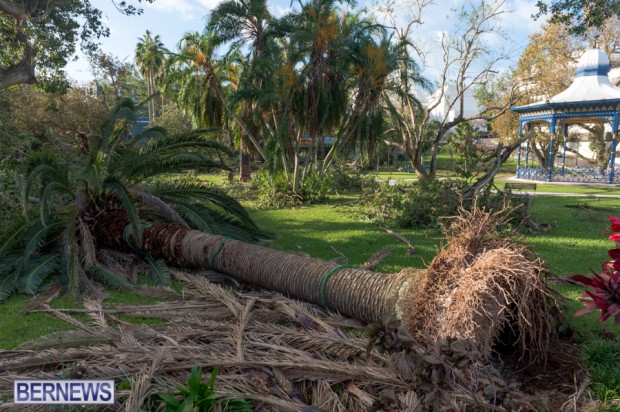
top-left (253, 170), bottom-right (331, 209)
top-left (571, 216), bottom-right (620, 324)
top-left (357, 181), bottom-right (405, 225)
top-left (359, 179), bottom-right (529, 230)
top-left (159, 366), bottom-right (253, 411)
top-left (330, 167), bottom-right (378, 192)
top-left (397, 180), bottom-right (469, 228)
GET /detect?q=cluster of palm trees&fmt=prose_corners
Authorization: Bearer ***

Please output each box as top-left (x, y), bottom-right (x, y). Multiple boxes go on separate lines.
top-left (133, 0), bottom-right (428, 194)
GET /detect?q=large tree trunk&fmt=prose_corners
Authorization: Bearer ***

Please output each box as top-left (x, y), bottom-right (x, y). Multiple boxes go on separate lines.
top-left (0, 32), bottom-right (36, 90)
top-left (93, 210), bottom-right (413, 322)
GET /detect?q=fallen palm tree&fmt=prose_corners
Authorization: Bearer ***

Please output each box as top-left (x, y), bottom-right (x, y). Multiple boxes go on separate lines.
top-left (0, 206), bottom-right (571, 410)
top-left (93, 204), bottom-right (558, 360)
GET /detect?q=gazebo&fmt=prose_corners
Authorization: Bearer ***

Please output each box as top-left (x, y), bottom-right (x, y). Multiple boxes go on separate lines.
top-left (511, 48), bottom-right (620, 184)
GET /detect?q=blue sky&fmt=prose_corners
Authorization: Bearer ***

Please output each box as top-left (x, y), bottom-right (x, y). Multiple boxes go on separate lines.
top-left (66, 0), bottom-right (546, 84)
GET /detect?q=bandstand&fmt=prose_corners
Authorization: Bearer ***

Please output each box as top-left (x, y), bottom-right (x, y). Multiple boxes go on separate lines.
top-left (511, 48), bottom-right (620, 184)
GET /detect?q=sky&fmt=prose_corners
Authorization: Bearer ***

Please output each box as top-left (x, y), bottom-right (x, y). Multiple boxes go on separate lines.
top-left (65, 0), bottom-right (546, 84)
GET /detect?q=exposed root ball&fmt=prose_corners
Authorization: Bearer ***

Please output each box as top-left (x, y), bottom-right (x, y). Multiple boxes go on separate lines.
top-left (403, 206), bottom-right (559, 360)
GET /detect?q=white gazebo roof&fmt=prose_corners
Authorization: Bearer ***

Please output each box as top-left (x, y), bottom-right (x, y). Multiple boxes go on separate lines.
top-left (517, 49), bottom-right (620, 108)
top-left (550, 49), bottom-right (620, 103)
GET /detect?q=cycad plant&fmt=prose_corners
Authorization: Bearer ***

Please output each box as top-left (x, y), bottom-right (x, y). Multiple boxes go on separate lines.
top-left (0, 99), bottom-right (267, 301)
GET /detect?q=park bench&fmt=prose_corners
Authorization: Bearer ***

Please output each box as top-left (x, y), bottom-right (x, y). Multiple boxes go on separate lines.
top-left (504, 182), bottom-right (537, 192)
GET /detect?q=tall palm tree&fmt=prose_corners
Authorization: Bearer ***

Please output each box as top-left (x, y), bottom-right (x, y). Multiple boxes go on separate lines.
top-left (163, 33), bottom-right (229, 130)
top-left (208, 0), bottom-right (277, 178)
top-left (321, 25), bottom-right (403, 174)
top-left (0, 99), bottom-right (267, 301)
top-left (168, 31), bottom-right (268, 163)
top-left (135, 30), bottom-right (167, 123)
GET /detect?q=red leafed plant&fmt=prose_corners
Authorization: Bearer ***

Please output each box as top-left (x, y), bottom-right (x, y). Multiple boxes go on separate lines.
top-left (571, 216), bottom-right (620, 323)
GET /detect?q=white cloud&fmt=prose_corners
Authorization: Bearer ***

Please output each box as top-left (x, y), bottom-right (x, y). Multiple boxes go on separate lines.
top-left (269, 3), bottom-right (292, 18)
top-left (196, 0), bottom-right (226, 12)
top-left (503, 0), bottom-right (545, 34)
top-left (145, 0), bottom-right (203, 21)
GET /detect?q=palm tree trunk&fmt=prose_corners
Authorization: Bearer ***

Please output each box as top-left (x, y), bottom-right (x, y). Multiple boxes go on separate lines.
top-left (148, 224), bottom-right (414, 323)
top-left (91, 210), bottom-right (417, 323)
top-left (206, 71), bottom-right (268, 163)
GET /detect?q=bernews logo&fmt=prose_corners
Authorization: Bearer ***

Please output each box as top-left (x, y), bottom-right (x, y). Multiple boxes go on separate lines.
top-left (14, 380), bottom-right (115, 404)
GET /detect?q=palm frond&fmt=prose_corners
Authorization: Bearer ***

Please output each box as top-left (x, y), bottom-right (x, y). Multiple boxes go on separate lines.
top-left (115, 131), bottom-right (232, 182)
top-left (130, 157), bottom-right (229, 185)
top-left (39, 181), bottom-right (74, 225)
top-left (150, 181), bottom-right (257, 230)
top-left (24, 162), bottom-right (68, 201)
top-left (22, 220), bottom-right (62, 264)
top-left (132, 126), bottom-right (168, 144)
top-left (18, 254), bottom-right (60, 296)
top-left (88, 264), bottom-right (134, 290)
top-left (79, 152), bottom-right (105, 194)
top-left (166, 199), bottom-right (271, 242)
top-left (167, 200), bottom-right (219, 233)
top-left (199, 205), bottom-right (273, 242)
top-left (77, 219), bottom-right (98, 268)
top-left (112, 98), bottom-right (139, 119)
top-left (130, 189), bottom-right (189, 228)
top-left (0, 271), bottom-right (17, 301)
top-left (145, 257), bottom-right (172, 285)
top-left (61, 241), bottom-right (81, 296)
top-left (0, 219), bottom-right (28, 259)
top-left (103, 177), bottom-right (142, 245)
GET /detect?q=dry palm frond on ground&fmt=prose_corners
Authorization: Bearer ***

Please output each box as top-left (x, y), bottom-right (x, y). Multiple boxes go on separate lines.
top-left (1, 271), bottom-right (538, 411)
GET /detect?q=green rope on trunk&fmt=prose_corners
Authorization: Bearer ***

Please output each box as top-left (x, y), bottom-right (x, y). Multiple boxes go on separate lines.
top-left (210, 236), bottom-right (232, 269)
top-left (321, 265), bottom-right (355, 312)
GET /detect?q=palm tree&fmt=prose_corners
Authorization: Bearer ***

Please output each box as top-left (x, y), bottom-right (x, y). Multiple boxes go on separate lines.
top-left (135, 30), bottom-right (167, 123)
top-left (208, 0), bottom-right (277, 179)
top-left (168, 31), bottom-right (268, 163)
top-left (321, 27), bottom-right (407, 174)
top-left (0, 99), bottom-right (267, 301)
top-left (34, 197), bottom-right (552, 361)
top-left (163, 33), bottom-right (229, 130)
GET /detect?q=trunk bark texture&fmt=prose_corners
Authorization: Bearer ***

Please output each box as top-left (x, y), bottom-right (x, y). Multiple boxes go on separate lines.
top-left (92, 211), bottom-right (417, 323)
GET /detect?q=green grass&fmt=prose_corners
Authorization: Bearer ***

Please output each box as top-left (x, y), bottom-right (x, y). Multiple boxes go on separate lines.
top-left (196, 172), bottom-right (229, 185)
top-left (247, 197), bottom-right (442, 274)
top-left (525, 197), bottom-right (619, 276)
top-left (495, 178), bottom-right (620, 195)
top-left (0, 285), bottom-right (175, 349)
top-left (0, 296), bottom-right (77, 349)
top-left (582, 340), bottom-right (620, 408)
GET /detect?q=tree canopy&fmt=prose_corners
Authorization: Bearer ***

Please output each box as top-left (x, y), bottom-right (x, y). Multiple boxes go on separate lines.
top-left (0, 0), bottom-right (153, 91)
top-left (535, 0), bottom-right (620, 35)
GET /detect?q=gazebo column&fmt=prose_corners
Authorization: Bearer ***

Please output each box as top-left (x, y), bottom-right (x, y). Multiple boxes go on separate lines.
top-left (524, 140), bottom-right (530, 178)
top-left (609, 132), bottom-right (618, 184)
top-left (547, 138), bottom-right (554, 181)
top-left (547, 120), bottom-right (556, 182)
top-left (562, 125), bottom-right (568, 176)
top-left (516, 144), bottom-right (522, 177)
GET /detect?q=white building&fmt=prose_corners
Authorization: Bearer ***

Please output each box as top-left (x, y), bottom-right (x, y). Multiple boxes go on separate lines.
top-left (418, 85), bottom-right (488, 140)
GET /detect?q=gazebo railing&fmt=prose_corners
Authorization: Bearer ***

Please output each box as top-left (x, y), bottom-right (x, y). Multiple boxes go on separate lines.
top-left (516, 165), bottom-right (619, 183)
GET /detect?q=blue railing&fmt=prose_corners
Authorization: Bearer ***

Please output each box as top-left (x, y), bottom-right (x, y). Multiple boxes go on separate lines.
top-left (516, 166), bottom-right (619, 183)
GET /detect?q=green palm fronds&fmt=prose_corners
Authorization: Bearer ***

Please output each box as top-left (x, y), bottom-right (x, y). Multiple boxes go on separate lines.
top-left (0, 100), bottom-right (267, 301)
